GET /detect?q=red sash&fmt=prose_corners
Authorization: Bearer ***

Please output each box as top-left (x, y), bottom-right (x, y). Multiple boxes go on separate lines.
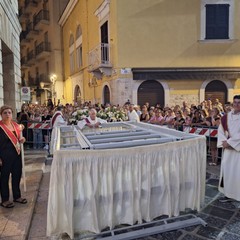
top-left (51, 112), bottom-right (62, 127)
top-left (0, 120), bottom-right (21, 155)
top-left (85, 118), bottom-right (90, 124)
top-left (221, 114), bottom-right (228, 132)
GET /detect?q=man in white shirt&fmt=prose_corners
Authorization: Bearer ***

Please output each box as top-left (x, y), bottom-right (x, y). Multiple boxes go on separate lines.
top-left (217, 95), bottom-right (240, 202)
top-left (128, 104), bottom-right (140, 122)
top-left (77, 108), bottom-right (107, 130)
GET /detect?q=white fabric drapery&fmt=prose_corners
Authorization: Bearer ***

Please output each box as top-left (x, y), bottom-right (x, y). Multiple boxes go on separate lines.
top-left (47, 137), bottom-right (206, 239)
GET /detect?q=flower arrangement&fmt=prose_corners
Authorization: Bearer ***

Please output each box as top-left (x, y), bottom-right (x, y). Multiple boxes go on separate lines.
top-left (97, 107), bottom-right (128, 122)
top-left (69, 107), bottom-right (128, 124)
top-left (69, 109), bottom-right (89, 124)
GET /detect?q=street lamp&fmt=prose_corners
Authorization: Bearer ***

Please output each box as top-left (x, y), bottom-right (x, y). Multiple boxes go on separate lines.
top-left (50, 74), bottom-right (57, 105)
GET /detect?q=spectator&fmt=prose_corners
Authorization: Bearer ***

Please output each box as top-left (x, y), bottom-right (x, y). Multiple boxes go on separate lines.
top-left (127, 104), bottom-right (140, 122)
top-left (42, 109), bottom-right (51, 150)
top-left (191, 110), bottom-right (204, 126)
top-left (149, 109), bottom-right (164, 125)
top-left (140, 105), bottom-right (150, 122)
top-left (207, 107), bottom-right (221, 166)
top-left (47, 99), bottom-right (54, 111)
top-left (173, 110), bottom-right (185, 131)
top-left (133, 105), bottom-right (141, 116)
top-left (32, 109), bottom-right (43, 150)
top-left (163, 109), bottom-right (175, 126)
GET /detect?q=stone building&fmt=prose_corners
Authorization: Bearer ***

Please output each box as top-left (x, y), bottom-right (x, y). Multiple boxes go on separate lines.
top-left (0, 0), bottom-right (22, 114)
top-left (18, 0), bottom-right (69, 105)
top-left (61, 0), bottom-right (240, 107)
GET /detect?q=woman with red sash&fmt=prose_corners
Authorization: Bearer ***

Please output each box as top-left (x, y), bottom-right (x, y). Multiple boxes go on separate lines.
top-left (0, 105), bottom-right (27, 208)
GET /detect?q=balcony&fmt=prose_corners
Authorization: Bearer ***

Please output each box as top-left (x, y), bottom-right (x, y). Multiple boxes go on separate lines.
top-left (19, 7), bottom-right (29, 22)
top-left (27, 50), bottom-right (35, 65)
top-left (39, 73), bottom-right (50, 83)
top-left (34, 10), bottom-right (50, 30)
top-left (25, 0), bottom-right (38, 14)
top-left (26, 22), bottom-right (39, 40)
top-left (20, 31), bottom-right (30, 47)
top-left (21, 56), bottom-right (30, 69)
top-left (35, 42), bottom-right (51, 60)
top-left (28, 76), bottom-right (37, 87)
top-left (88, 43), bottom-right (112, 79)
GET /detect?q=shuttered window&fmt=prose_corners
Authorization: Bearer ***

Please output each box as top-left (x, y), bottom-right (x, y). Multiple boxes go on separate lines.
top-left (205, 4), bottom-right (229, 39)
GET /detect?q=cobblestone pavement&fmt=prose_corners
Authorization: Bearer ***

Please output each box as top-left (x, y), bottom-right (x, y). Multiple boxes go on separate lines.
top-left (1, 150), bottom-right (240, 240)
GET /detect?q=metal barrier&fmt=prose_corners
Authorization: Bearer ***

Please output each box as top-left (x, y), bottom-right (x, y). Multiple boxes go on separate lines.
top-left (149, 123), bottom-right (221, 163)
top-left (20, 120), bottom-right (52, 152)
top-left (177, 125), bottom-right (220, 163)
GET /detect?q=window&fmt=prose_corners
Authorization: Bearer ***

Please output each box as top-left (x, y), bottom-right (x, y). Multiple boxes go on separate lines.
top-left (69, 34), bottom-right (75, 74)
top-left (69, 34), bottom-right (74, 47)
top-left (100, 21), bottom-right (109, 63)
top-left (76, 25), bottom-right (83, 69)
top-left (76, 45), bottom-right (83, 68)
top-left (200, 0), bottom-right (234, 41)
top-left (76, 25), bottom-right (82, 39)
top-left (101, 21), bottom-right (108, 44)
top-left (70, 52), bottom-right (75, 74)
top-left (205, 4), bottom-right (229, 39)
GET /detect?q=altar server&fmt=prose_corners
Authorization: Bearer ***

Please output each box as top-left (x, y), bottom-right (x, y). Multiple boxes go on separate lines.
top-left (78, 108), bottom-right (107, 130)
top-left (217, 95), bottom-right (240, 202)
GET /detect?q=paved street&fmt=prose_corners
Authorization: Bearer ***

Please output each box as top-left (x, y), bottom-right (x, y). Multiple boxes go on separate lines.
top-left (0, 150), bottom-right (240, 240)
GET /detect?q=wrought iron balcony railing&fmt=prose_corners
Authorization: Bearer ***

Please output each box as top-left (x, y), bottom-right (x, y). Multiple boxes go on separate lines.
top-left (27, 50), bottom-right (35, 62)
top-left (88, 43), bottom-right (112, 71)
top-left (34, 10), bottom-right (50, 27)
top-left (35, 42), bottom-right (51, 56)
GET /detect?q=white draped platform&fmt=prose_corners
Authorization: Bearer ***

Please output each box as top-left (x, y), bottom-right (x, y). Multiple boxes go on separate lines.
top-left (47, 124), bottom-right (206, 239)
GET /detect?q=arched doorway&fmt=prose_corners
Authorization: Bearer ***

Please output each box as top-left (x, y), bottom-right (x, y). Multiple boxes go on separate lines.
top-left (103, 85), bottom-right (110, 105)
top-left (205, 80), bottom-right (227, 105)
top-left (137, 80), bottom-right (164, 107)
top-left (74, 85), bottom-right (81, 105)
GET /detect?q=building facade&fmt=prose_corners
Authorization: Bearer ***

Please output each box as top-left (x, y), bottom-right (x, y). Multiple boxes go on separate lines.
top-left (0, 0), bottom-right (22, 114)
top-left (18, 0), bottom-right (69, 105)
top-left (60, 0), bottom-right (240, 107)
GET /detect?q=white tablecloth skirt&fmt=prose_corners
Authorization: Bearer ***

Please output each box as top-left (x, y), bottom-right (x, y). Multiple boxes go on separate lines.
top-left (47, 137), bottom-right (206, 239)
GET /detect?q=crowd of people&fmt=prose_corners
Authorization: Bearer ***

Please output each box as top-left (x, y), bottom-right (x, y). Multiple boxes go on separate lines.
top-left (14, 98), bottom-right (231, 165)
top-left (0, 95), bottom-right (239, 208)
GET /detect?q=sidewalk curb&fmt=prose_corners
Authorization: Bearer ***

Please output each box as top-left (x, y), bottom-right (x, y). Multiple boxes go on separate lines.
top-left (23, 170), bottom-right (43, 240)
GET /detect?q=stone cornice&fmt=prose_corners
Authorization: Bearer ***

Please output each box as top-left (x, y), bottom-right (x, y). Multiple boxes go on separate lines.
top-left (94, 0), bottom-right (110, 21)
top-left (58, 0), bottom-right (78, 26)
